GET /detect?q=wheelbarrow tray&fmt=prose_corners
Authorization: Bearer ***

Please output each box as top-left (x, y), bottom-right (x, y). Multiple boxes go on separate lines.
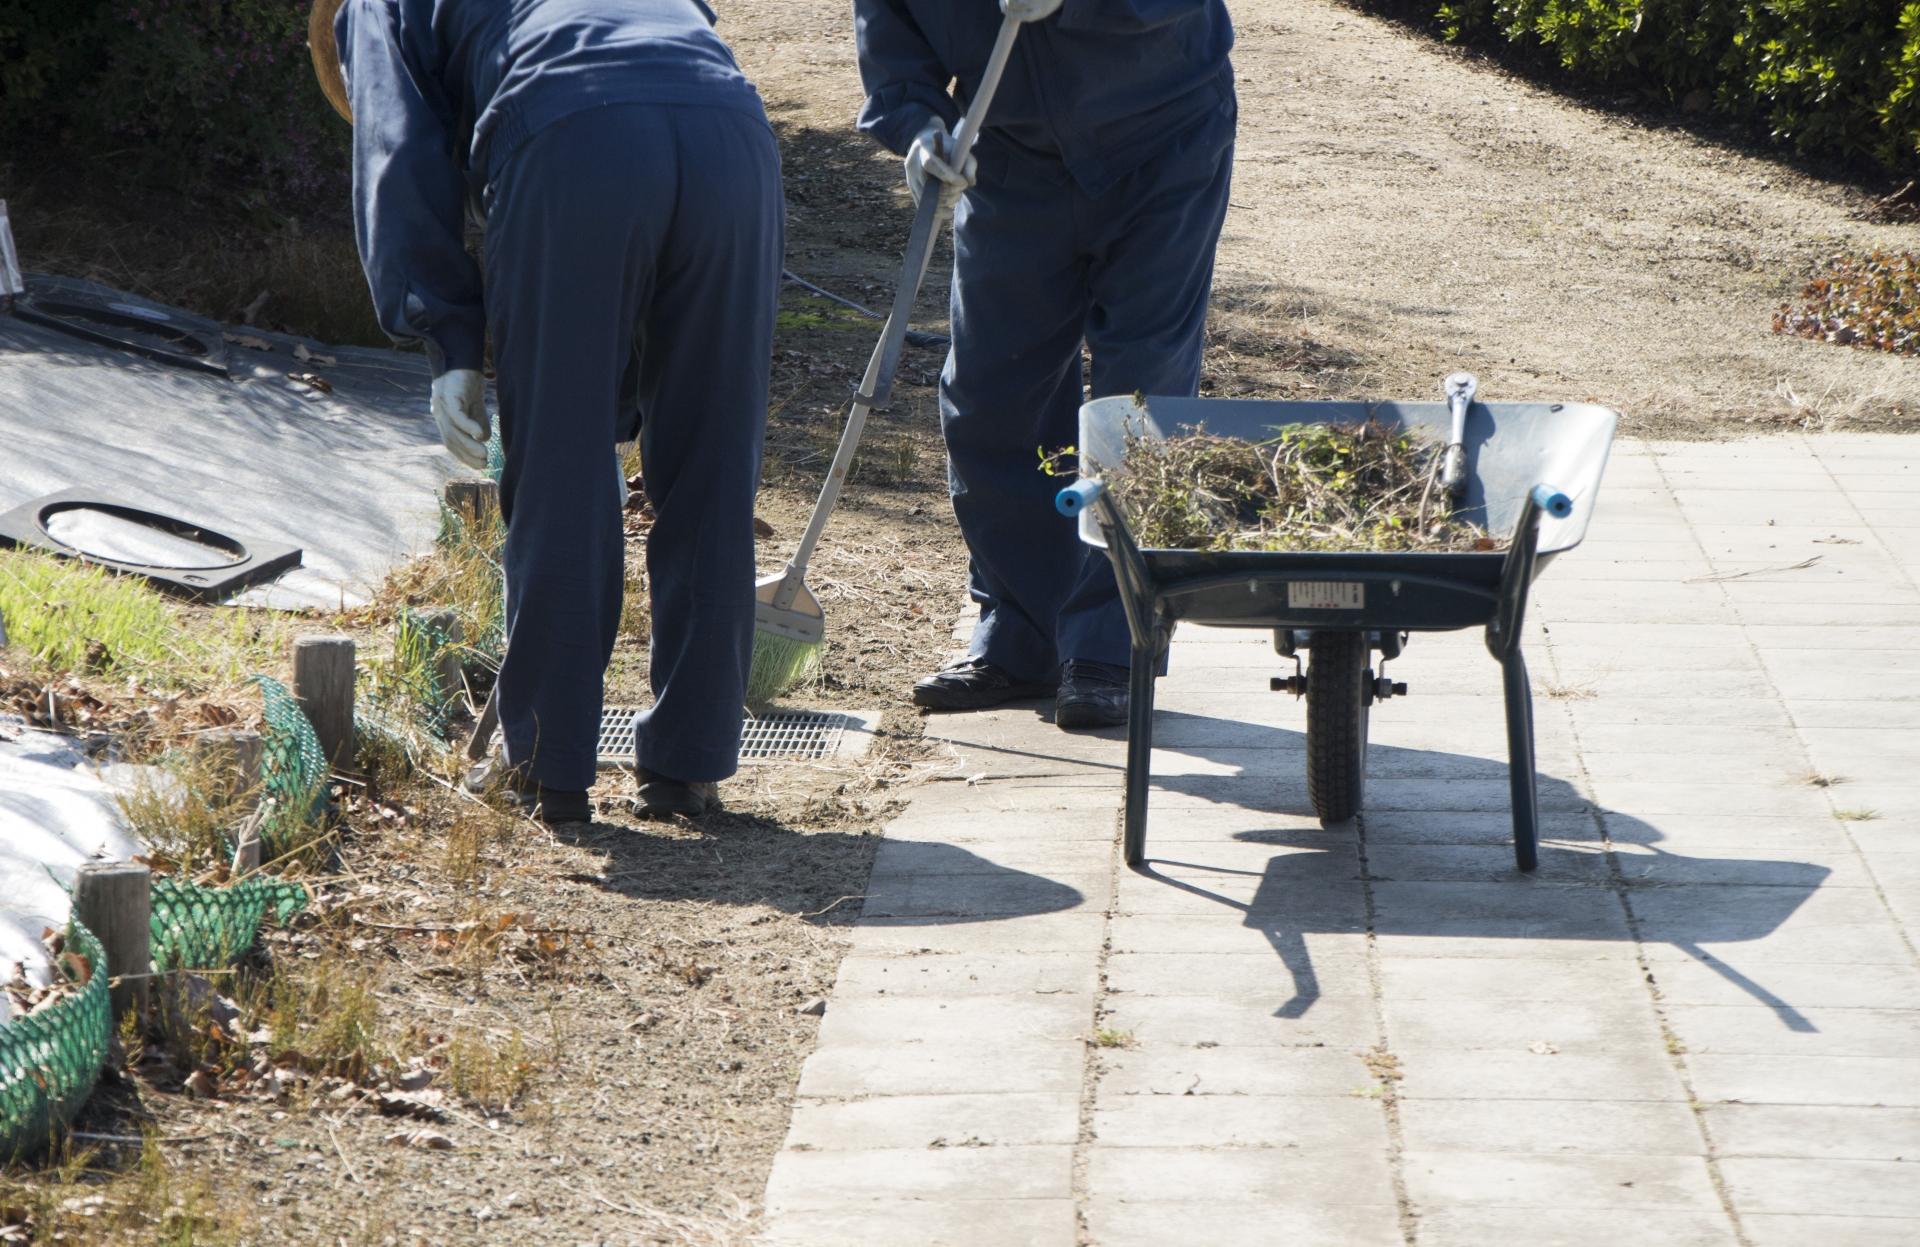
top-left (1069, 391), bottom-right (1618, 871)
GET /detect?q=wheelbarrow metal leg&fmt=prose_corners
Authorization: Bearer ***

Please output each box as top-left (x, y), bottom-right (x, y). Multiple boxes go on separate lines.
top-left (1123, 643), bottom-right (1158, 868)
top-left (1502, 648), bottom-right (1539, 872)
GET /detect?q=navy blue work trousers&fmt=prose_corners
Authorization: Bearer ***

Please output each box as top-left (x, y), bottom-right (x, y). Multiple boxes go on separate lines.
top-left (942, 94), bottom-right (1236, 681)
top-left (486, 102), bottom-right (784, 789)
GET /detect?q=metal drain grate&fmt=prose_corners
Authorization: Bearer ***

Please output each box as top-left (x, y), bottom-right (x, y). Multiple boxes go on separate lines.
top-left (596, 707), bottom-right (852, 767)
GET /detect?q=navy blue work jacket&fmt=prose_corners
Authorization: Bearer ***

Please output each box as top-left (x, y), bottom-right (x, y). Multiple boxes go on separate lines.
top-left (334, 0), bottom-right (762, 374)
top-left (854, 0), bottom-right (1234, 197)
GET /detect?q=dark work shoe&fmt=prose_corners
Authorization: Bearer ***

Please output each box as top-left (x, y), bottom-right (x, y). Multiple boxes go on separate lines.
top-left (1056, 660), bottom-right (1129, 730)
top-left (632, 768), bottom-right (720, 818)
top-left (911, 656), bottom-right (1053, 711)
top-left (464, 753), bottom-right (593, 825)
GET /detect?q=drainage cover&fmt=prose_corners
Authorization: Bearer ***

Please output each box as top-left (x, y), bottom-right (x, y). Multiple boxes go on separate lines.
top-left (596, 707), bottom-right (870, 768)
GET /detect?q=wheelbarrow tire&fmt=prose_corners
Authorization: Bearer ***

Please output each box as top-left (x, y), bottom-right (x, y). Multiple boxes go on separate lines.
top-left (1306, 631), bottom-right (1370, 824)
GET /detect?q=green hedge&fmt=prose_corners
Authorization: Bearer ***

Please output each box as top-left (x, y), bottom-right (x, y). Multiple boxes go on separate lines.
top-left (1385, 1), bottom-right (1920, 172)
top-left (0, 0), bottom-right (348, 203)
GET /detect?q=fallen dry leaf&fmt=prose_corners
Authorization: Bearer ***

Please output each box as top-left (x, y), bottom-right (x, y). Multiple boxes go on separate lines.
top-left (286, 371), bottom-right (334, 394)
top-left (223, 332), bottom-right (273, 352)
top-left (292, 342), bottom-right (337, 366)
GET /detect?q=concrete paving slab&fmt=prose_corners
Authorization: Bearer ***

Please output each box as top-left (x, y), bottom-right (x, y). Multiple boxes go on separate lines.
top-left (1402, 1151), bottom-right (1724, 1211)
top-left (831, 951), bottom-right (1099, 998)
top-left (1081, 1201), bottom-right (1404, 1247)
top-left (762, 1200), bottom-right (1076, 1247)
top-left (847, 909), bottom-right (1108, 955)
top-left (1383, 996), bottom-right (1666, 1054)
top-left (1717, 1157), bottom-right (1920, 1218)
top-left (1397, 1097), bottom-right (1704, 1155)
top-left (1687, 1054), bottom-right (1920, 1107)
top-left (1377, 954), bottom-right (1648, 1002)
top-left (1096, 1046), bottom-right (1377, 1098)
top-left (783, 1092), bottom-right (1080, 1151)
top-left (1090, 1093), bottom-right (1390, 1149)
top-left (858, 870), bottom-right (1104, 919)
top-left (1413, 1207), bottom-right (1737, 1247)
top-left (1104, 950), bottom-right (1374, 999)
top-left (1085, 1146), bottom-right (1397, 1205)
top-left (1394, 1048), bottom-right (1687, 1102)
top-left (795, 1042), bottom-right (1084, 1098)
top-left (1101, 994), bottom-right (1381, 1049)
top-left (1701, 1104), bottom-right (1920, 1161)
top-left (1663, 1005), bottom-right (1920, 1058)
top-left (763, 1145), bottom-right (1074, 1211)
top-left (813, 993), bottom-right (1093, 1048)
top-left (1647, 958), bottom-right (1920, 1009)
top-left (1741, 1213), bottom-right (1920, 1247)
top-left (1109, 914), bottom-right (1370, 955)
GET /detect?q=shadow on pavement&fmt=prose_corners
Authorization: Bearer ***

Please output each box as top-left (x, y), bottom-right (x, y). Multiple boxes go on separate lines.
top-left (1130, 710), bottom-right (1832, 1029)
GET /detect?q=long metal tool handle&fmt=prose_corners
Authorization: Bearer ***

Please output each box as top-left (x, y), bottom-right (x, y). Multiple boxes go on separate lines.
top-left (771, 15), bottom-right (1025, 607)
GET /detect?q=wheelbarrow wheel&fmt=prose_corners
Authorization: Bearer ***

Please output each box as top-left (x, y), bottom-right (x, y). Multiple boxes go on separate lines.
top-left (1306, 631), bottom-right (1371, 823)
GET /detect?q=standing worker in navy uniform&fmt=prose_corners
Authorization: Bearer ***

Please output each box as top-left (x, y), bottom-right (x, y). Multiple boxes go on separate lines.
top-left (856, 0), bottom-right (1236, 729)
top-left (309, 0), bottom-right (784, 821)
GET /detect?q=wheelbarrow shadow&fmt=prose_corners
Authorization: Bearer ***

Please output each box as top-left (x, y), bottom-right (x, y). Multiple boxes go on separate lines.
top-left (1134, 710), bottom-right (1834, 1031)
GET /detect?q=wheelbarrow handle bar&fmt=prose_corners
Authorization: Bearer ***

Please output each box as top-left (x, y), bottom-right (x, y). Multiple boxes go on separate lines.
top-left (1487, 480), bottom-right (1568, 659)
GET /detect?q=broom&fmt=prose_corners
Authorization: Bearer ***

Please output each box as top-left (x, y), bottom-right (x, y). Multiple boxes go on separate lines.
top-left (747, 12), bottom-right (1028, 705)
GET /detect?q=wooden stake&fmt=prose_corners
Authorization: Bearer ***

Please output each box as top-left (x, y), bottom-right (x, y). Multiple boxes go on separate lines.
top-left (442, 478), bottom-right (499, 530)
top-left (73, 862), bottom-right (151, 1023)
top-left (200, 729), bottom-right (264, 809)
top-left (292, 634), bottom-right (356, 770)
top-left (420, 609), bottom-right (467, 714)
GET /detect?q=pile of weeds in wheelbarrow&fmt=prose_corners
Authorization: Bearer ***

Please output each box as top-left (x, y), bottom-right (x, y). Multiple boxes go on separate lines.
top-left (1054, 421), bottom-right (1502, 553)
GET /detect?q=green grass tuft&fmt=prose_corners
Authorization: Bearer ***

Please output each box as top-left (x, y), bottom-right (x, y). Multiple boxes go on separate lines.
top-left (0, 548), bottom-right (285, 687)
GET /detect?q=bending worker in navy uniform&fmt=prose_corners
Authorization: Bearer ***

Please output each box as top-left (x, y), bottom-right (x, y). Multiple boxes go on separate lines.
top-left (309, 0), bottom-right (784, 821)
top-left (857, 0), bottom-right (1235, 729)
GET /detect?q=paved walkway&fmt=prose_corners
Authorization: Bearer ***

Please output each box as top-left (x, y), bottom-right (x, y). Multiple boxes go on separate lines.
top-left (763, 436), bottom-right (1920, 1247)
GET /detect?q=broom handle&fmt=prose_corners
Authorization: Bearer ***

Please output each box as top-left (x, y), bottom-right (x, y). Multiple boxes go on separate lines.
top-left (773, 15), bottom-right (1024, 603)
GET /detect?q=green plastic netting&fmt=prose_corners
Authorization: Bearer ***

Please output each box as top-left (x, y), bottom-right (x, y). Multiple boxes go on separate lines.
top-left (0, 923), bottom-right (110, 1160)
top-left (149, 876), bottom-right (308, 974)
top-left (251, 675), bottom-right (327, 856)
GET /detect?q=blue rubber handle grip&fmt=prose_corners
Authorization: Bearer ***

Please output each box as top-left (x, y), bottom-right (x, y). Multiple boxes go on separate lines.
top-left (1532, 484), bottom-right (1573, 519)
top-left (1056, 478), bottom-right (1105, 518)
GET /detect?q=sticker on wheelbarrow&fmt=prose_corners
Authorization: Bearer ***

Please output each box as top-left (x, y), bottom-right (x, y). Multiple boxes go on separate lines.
top-left (1287, 581), bottom-right (1365, 610)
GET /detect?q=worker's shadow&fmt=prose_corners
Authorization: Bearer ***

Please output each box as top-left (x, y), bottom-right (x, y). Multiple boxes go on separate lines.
top-left (1132, 709), bottom-right (1833, 1030)
top-left (549, 809), bottom-right (1083, 926)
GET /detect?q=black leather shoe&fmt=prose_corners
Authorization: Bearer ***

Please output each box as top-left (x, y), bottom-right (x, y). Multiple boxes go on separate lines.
top-left (632, 768), bottom-right (719, 818)
top-left (911, 656), bottom-right (1052, 711)
top-left (463, 753), bottom-right (593, 825)
top-left (1056, 660), bottom-right (1129, 730)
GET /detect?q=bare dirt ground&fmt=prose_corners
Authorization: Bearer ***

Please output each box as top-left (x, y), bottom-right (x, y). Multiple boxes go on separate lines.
top-left (13, 0), bottom-right (1920, 1243)
top-left (1211, 1), bottom-right (1920, 431)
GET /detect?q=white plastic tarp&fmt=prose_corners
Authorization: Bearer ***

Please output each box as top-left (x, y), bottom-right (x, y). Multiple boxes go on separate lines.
top-left (0, 719), bottom-right (145, 1022)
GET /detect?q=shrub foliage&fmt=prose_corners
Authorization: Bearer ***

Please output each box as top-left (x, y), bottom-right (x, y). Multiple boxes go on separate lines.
top-left (1382, 1), bottom-right (1920, 172)
top-left (0, 0), bottom-right (349, 203)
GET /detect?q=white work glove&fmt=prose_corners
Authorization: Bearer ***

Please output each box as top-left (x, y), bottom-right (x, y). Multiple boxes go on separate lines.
top-left (1001, 0), bottom-right (1065, 20)
top-left (904, 120), bottom-right (978, 213)
top-left (430, 369), bottom-right (489, 470)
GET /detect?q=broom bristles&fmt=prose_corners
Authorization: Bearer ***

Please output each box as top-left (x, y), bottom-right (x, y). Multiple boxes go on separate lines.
top-left (746, 628), bottom-right (823, 706)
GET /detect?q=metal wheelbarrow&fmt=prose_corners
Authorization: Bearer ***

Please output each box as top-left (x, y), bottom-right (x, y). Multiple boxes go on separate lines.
top-left (1055, 377), bottom-right (1617, 872)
